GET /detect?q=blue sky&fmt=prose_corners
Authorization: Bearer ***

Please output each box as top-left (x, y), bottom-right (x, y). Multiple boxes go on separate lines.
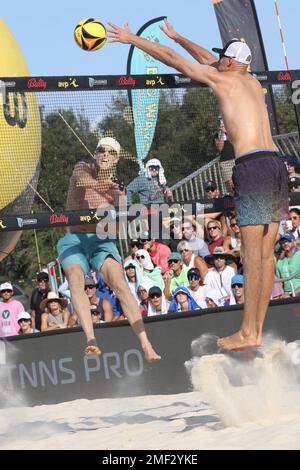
top-left (1, 0), bottom-right (299, 76)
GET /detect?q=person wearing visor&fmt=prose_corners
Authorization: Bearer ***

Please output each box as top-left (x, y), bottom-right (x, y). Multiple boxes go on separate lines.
top-left (108, 18), bottom-right (288, 351)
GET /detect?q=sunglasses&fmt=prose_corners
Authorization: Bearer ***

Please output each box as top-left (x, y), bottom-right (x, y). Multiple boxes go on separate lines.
top-left (141, 239), bottom-right (151, 243)
top-left (95, 146), bottom-right (117, 156)
top-left (18, 319), bottom-right (31, 324)
top-left (232, 283), bottom-right (243, 288)
top-left (214, 255), bottom-right (226, 260)
top-left (290, 184), bottom-right (300, 189)
top-left (188, 274), bottom-right (200, 281)
top-left (85, 285), bottom-right (95, 290)
top-left (230, 223), bottom-right (238, 228)
top-left (136, 255), bottom-right (145, 260)
top-left (138, 288), bottom-right (147, 294)
top-left (208, 226), bottom-right (218, 231)
top-left (149, 166), bottom-right (159, 171)
top-left (149, 293), bottom-right (162, 299)
top-left (168, 259), bottom-right (180, 265)
top-left (1, 289), bottom-right (12, 293)
top-left (179, 249), bottom-right (190, 253)
top-left (206, 188), bottom-right (217, 193)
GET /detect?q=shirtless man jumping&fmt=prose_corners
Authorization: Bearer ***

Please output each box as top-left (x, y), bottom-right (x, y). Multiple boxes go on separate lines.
top-left (57, 136), bottom-right (160, 361)
top-left (107, 20), bottom-right (288, 351)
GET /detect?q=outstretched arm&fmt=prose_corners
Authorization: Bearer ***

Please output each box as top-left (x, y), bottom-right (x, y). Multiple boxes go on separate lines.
top-left (107, 22), bottom-right (220, 87)
top-left (160, 18), bottom-right (217, 65)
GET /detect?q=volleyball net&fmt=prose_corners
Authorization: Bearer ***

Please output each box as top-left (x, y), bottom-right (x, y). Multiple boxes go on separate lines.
top-left (0, 71), bottom-right (299, 233)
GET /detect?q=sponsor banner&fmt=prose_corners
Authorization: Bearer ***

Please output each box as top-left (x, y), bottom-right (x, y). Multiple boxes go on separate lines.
top-left (212, 0), bottom-right (279, 134)
top-left (0, 72), bottom-right (297, 93)
top-left (0, 193), bottom-right (300, 233)
top-left (88, 77), bottom-right (108, 88)
top-left (27, 78), bottom-right (47, 90)
top-left (127, 17), bottom-right (167, 163)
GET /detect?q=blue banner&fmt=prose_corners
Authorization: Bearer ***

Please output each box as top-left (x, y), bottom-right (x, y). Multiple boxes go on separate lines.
top-left (127, 16), bottom-right (166, 164)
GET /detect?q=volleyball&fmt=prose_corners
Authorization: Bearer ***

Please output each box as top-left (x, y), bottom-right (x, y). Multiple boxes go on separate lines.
top-left (74, 18), bottom-right (107, 52)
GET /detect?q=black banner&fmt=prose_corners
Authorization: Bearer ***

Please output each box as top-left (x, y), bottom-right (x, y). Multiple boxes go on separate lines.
top-left (212, 0), bottom-right (279, 134)
top-left (0, 192), bottom-right (299, 233)
top-left (1, 71), bottom-right (299, 93)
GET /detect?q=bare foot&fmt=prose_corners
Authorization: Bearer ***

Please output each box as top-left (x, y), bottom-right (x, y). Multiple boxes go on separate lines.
top-left (217, 330), bottom-right (258, 352)
top-left (142, 342), bottom-right (161, 363)
top-left (85, 339), bottom-right (101, 356)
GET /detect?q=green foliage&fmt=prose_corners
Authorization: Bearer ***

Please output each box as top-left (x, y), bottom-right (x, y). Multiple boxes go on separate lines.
top-left (273, 85), bottom-right (298, 134)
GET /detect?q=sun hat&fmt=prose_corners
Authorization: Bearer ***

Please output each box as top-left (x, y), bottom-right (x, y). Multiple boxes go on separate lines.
top-left (40, 291), bottom-right (68, 311)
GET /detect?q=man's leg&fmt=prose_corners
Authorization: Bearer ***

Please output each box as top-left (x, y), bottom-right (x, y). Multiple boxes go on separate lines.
top-left (100, 256), bottom-right (161, 362)
top-left (64, 264), bottom-right (100, 355)
top-left (218, 224), bottom-right (265, 350)
top-left (255, 222), bottom-right (279, 345)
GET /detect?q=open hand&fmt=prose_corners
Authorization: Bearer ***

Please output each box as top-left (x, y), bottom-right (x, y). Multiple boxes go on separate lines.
top-left (107, 22), bottom-right (133, 44)
top-left (159, 18), bottom-right (177, 40)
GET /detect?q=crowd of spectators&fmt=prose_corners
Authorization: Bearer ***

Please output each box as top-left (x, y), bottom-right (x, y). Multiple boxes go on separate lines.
top-left (1, 131), bottom-right (300, 338)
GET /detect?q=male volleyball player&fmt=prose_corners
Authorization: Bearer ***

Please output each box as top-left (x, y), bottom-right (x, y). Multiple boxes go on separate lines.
top-left (107, 20), bottom-right (288, 351)
top-left (57, 136), bottom-right (160, 361)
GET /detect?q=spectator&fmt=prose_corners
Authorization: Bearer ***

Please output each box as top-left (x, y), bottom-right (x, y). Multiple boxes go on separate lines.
top-left (276, 233), bottom-right (300, 296)
top-left (289, 177), bottom-right (300, 193)
top-left (204, 247), bottom-right (236, 303)
top-left (169, 286), bottom-right (201, 313)
top-left (94, 276), bottom-right (124, 320)
top-left (214, 116), bottom-right (235, 194)
top-left (164, 252), bottom-right (190, 299)
top-left (126, 158), bottom-right (172, 204)
top-left (205, 288), bottom-right (225, 308)
top-left (177, 240), bottom-right (208, 280)
top-left (124, 258), bottom-right (144, 303)
top-left (206, 219), bottom-right (225, 253)
top-left (85, 277), bottom-right (113, 322)
top-left (30, 271), bottom-right (51, 331)
top-left (204, 180), bottom-right (220, 199)
top-left (230, 274), bottom-right (244, 305)
top-left (181, 219), bottom-right (210, 258)
top-left (285, 155), bottom-right (300, 179)
top-left (123, 239), bottom-right (144, 263)
top-left (135, 249), bottom-right (165, 290)
top-left (223, 215), bottom-right (242, 259)
top-left (187, 267), bottom-right (207, 308)
top-left (289, 208), bottom-right (300, 240)
top-left (0, 282), bottom-right (25, 337)
top-left (40, 291), bottom-right (70, 331)
top-left (17, 311), bottom-right (39, 334)
top-left (142, 235), bottom-right (171, 276)
top-left (137, 278), bottom-right (154, 317)
top-left (148, 286), bottom-right (169, 316)
top-left (167, 217), bottom-right (183, 252)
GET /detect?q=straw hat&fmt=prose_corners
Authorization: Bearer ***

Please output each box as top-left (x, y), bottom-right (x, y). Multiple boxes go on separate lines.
top-left (204, 246), bottom-right (235, 266)
top-left (40, 291), bottom-right (68, 311)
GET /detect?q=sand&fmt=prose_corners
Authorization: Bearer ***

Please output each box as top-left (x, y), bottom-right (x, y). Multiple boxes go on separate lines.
top-left (1, 336), bottom-right (300, 450)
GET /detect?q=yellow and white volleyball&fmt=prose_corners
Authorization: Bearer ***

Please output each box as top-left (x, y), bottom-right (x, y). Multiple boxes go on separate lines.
top-left (74, 18), bottom-right (107, 52)
top-left (0, 17), bottom-right (41, 260)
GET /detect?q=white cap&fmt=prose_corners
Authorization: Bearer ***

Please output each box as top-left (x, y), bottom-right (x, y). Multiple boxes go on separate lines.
top-left (96, 137), bottom-right (120, 154)
top-left (213, 39), bottom-right (252, 65)
top-left (0, 282), bottom-right (13, 291)
top-left (17, 311), bottom-right (31, 322)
